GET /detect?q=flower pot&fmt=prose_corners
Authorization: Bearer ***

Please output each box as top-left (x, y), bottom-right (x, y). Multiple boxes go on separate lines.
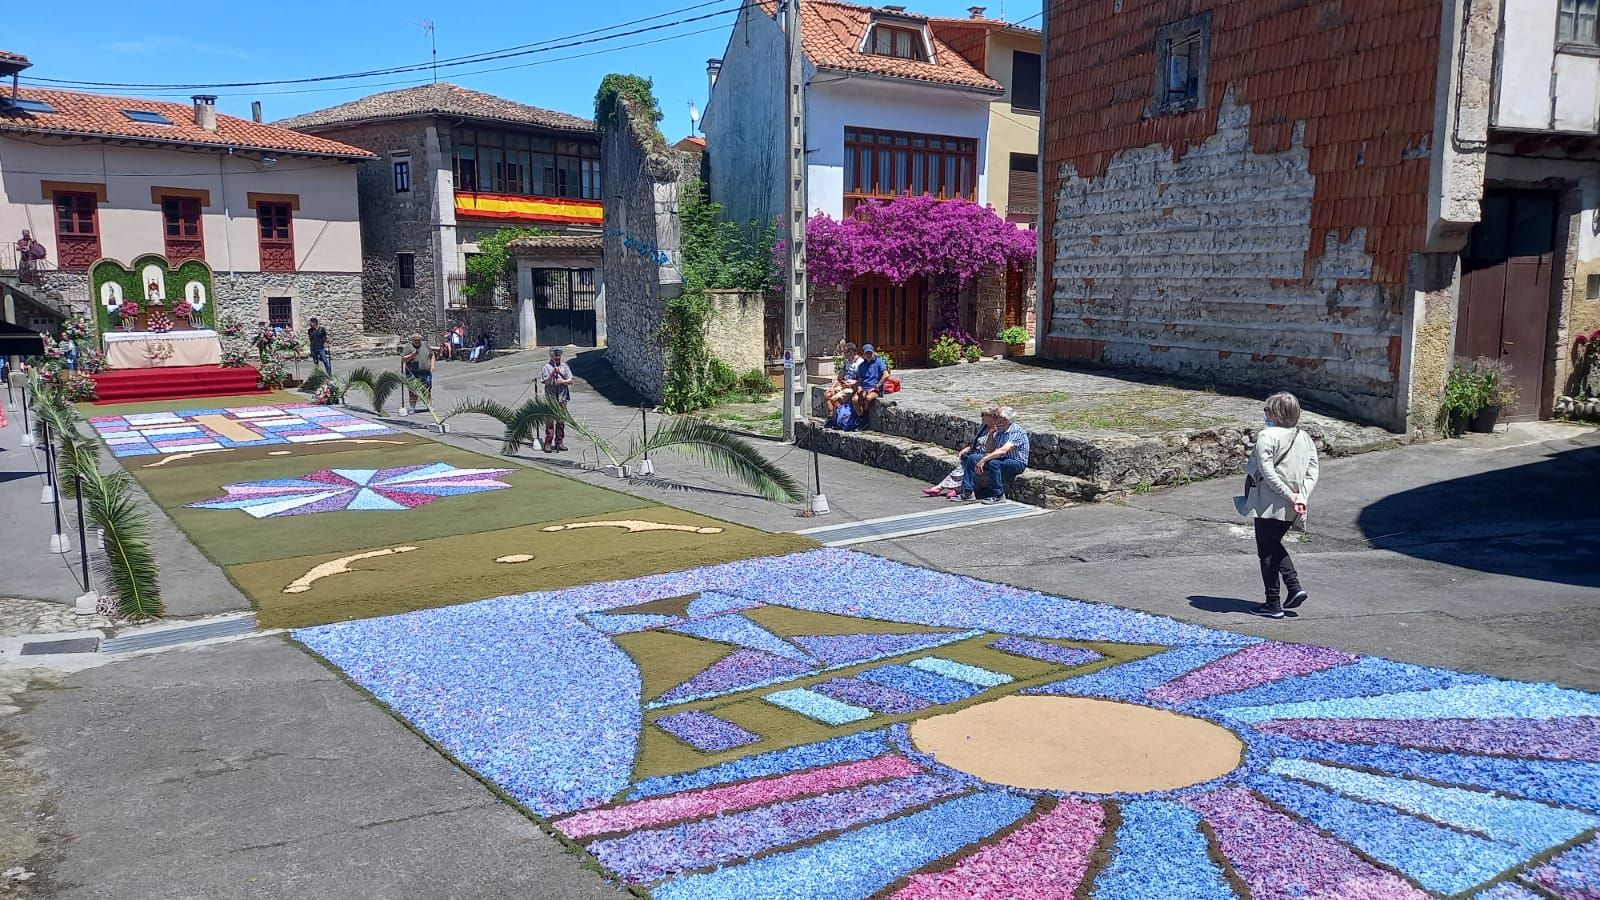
top-left (1446, 409), bottom-right (1469, 436)
top-left (980, 339), bottom-right (1007, 358)
top-left (1006, 342), bottom-right (1026, 356)
top-left (1468, 404), bottom-right (1501, 433)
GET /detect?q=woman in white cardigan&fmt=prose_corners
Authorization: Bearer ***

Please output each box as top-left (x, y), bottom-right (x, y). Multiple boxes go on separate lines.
top-left (1236, 392), bottom-right (1319, 618)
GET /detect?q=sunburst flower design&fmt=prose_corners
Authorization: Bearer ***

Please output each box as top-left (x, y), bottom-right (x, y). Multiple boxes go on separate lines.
top-left (188, 463), bottom-right (513, 518)
top-left (294, 550), bottom-right (1600, 898)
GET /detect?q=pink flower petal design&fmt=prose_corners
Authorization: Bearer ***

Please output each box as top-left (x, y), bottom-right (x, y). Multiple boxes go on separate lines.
top-left (1253, 716), bottom-right (1600, 762)
top-left (889, 798), bottom-right (1104, 899)
top-left (1147, 643), bottom-right (1358, 705)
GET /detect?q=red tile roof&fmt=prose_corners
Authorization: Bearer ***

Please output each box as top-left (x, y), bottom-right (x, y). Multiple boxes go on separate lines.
top-left (0, 49), bottom-right (31, 66)
top-left (760, 0), bottom-right (1002, 92)
top-left (276, 82), bottom-right (594, 133)
top-left (0, 87), bottom-right (375, 159)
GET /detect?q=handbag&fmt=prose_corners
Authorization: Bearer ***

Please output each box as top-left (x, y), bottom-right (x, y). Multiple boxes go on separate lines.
top-left (882, 376), bottom-right (902, 394)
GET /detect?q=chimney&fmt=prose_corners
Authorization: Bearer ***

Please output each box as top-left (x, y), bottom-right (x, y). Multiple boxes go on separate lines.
top-left (706, 59), bottom-right (722, 98)
top-left (251, 100), bottom-right (262, 123)
top-left (883, 5), bottom-right (906, 12)
top-left (968, 6), bottom-right (986, 18)
top-left (192, 94), bottom-right (218, 132)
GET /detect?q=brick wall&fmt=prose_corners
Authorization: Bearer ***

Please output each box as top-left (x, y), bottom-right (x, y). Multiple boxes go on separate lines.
top-left (1042, 0), bottom-right (1443, 429)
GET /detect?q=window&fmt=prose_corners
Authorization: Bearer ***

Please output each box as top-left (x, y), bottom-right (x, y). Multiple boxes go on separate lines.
top-left (161, 196), bottom-right (204, 262)
top-left (394, 159), bottom-right (411, 193)
top-left (122, 109), bottom-right (173, 125)
top-left (1559, 0), bottom-right (1600, 46)
top-left (266, 296), bottom-right (293, 330)
top-left (1153, 13), bottom-right (1211, 115)
top-left (869, 24), bottom-right (927, 61)
top-left (843, 127), bottom-right (978, 213)
top-left (5, 98), bottom-right (56, 114)
top-left (397, 252), bottom-right (416, 290)
top-left (452, 128), bottom-right (600, 200)
top-left (52, 191), bottom-right (100, 271)
top-left (1011, 51), bottom-right (1041, 112)
top-left (256, 202), bottom-right (294, 273)
top-left (1007, 153), bottom-right (1038, 222)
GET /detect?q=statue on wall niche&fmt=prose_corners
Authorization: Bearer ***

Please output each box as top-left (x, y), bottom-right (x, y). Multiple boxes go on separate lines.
top-left (184, 281), bottom-right (207, 313)
top-left (142, 264), bottom-right (166, 303)
top-left (100, 280), bottom-right (123, 311)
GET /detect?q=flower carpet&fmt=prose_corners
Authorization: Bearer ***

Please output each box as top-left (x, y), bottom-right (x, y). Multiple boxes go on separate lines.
top-left (294, 550), bottom-right (1600, 899)
top-left (92, 401), bottom-right (812, 628)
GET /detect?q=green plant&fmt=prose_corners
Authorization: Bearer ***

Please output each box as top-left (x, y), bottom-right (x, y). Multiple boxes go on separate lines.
top-left (1439, 357), bottom-right (1512, 432)
top-left (879, 351), bottom-right (895, 371)
top-left (477, 398), bottom-right (801, 502)
top-left (465, 226), bottom-right (553, 302)
top-left (998, 326), bottom-right (1029, 345)
top-left (706, 358), bottom-right (738, 395)
top-left (595, 73), bottom-right (664, 144)
top-left (344, 367), bottom-right (405, 415)
top-left (962, 343), bottom-right (983, 363)
top-left (738, 368), bottom-right (775, 396)
top-left (929, 336), bottom-right (963, 367)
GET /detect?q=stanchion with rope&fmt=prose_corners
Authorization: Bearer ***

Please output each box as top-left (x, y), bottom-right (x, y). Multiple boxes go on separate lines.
top-left (809, 443), bottom-right (829, 515)
top-left (39, 417), bottom-right (54, 503)
top-left (45, 422), bottom-right (68, 553)
top-left (637, 405), bottom-right (655, 476)
top-left (19, 378), bottom-right (34, 447)
top-left (73, 470), bottom-right (98, 614)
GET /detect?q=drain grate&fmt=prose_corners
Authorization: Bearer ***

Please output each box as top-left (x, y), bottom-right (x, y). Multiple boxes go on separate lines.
top-left (797, 501), bottom-right (1047, 547)
top-left (19, 637), bottom-right (101, 656)
top-left (99, 616), bottom-right (258, 654)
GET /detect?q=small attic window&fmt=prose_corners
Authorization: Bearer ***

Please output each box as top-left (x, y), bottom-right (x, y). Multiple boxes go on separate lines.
top-left (5, 98), bottom-right (55, 114)
top-left (122, 109), bottom-right (173, 125)
top-left (869, 24), bottom-right (928, 61)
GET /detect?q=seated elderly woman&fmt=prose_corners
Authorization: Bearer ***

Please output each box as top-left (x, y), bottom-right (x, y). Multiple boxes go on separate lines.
top-left (923, 407), bottom-right (996, 499)
top-left (953, 406), bottom-right (1028, 504)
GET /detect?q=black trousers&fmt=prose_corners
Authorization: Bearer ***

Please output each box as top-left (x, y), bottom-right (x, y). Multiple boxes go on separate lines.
top-left (1254, 517), bottom-right (1301, 604)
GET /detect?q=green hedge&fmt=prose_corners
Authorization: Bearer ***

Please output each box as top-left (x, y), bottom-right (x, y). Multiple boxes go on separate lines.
top-left (90, 256), bottom-right (218, 334)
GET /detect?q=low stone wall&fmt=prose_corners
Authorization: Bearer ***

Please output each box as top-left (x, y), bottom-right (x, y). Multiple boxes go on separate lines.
top-left (808, 385), bottom-right (1397, 492)
top-left (796, 421), bottom-right (1100, 508)
top-left (706, 289), bottom-right (764, 375)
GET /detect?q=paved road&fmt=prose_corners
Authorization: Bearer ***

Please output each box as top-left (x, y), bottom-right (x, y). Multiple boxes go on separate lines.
top-left (4, 351), bottom-right (1596, 897)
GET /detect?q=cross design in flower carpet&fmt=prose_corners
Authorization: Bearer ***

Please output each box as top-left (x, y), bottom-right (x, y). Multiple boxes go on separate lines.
top-left (187, 463), bottom-right (514, 518)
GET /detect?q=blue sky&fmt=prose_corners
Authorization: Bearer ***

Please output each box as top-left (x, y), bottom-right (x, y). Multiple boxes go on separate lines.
top-left (12, 0), bottom-right (1042, 136)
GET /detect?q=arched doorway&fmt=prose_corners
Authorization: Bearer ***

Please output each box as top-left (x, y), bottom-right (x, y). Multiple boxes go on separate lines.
top-left (846, 274), bottom-right (929, 367)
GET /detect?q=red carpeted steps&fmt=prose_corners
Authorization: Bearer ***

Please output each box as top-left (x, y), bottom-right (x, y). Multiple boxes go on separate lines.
top-left (90, 365), bottom-right (267, 404)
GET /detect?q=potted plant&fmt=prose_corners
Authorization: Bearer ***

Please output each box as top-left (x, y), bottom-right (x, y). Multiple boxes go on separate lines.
top-left (998, 326), bottom-right (1030, 356)
top-left (1468, 357), bottom-right (1516, 433)
top-left (1439, 357), bottom-right (1496, 436)
top-left (929, 336), bottom-right (962, 367)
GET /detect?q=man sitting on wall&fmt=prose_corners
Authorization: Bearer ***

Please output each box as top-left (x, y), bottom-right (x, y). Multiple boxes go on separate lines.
top-left (852, 344), bottom-right (888, 426)
top-left (825, 343), bottom-right (862, 424)
top-left (954, 405), bottom-right (1029, 505)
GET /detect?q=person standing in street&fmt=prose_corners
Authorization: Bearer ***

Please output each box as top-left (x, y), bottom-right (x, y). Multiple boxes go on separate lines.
top-left (1236, 391), bottom-right (1320, 619)
top-left (307, 318), bottom-right (332, 376)
top-left (400, 333), bottom-right (434, 415)
top-left (539, 348), bottom-right (574, 453)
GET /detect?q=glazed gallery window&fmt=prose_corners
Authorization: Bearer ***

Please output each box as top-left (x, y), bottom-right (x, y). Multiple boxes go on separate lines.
top-left (161, 196), bottom-right (204, 262)
top-left (1154, 13), bottom-right (1210, 114)
top-left (452, 128), bottom-right (601, 200)
top-left (1559, 0), bottom-right (1600, 46)
top-left (256, 202), bottom-right (295, 273)
top-left (397, 252), bottom-right (416, 290)
top-left (869, 24), bottom-right (927, 61)
top-left (843, 127), bottom-right (978, 213)
top-left (52, 191), bottom-right (100, 271)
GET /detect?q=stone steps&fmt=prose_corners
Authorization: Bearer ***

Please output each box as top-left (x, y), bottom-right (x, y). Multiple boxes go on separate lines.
top-left (795, 421), bottom-right (1103, 509)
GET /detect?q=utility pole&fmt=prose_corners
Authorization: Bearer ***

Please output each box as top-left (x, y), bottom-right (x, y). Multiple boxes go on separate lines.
top-left (782, 0), bottom-right (809, 442)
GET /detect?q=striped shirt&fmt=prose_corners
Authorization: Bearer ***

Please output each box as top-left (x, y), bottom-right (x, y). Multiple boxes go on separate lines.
top-left (995, 423), bottom-right (1030, 465)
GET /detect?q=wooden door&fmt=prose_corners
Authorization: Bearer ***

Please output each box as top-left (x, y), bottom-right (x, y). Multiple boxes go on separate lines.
top-left (847, 275), bottom-right (929, 367)
top-left (1004, 264), bottom-right (1028, 329)
top-left (1457, 191), bottom-right (1556, 419)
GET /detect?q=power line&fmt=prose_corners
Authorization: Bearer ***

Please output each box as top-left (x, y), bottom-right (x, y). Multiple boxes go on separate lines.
top-left (23, 1), bottom-right (750, 91)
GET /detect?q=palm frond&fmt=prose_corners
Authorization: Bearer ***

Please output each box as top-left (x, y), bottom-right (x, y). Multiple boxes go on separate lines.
top-left (372, 371), bottom-right (406, 415)
top-left (343, 367), bottom-right (402, 415)
top-left (399, 374), bottom-right (440, 424)
top-left (440, 397), bottom-right (518, 427)
top-left (51, 413), bottom-right (99, 502)
top-left (82, 462), bottom-right (162, 620)
top-left (500, 396), bottom-right (581, 455)
top-left (301, 368), bottom-right (338, 397)
top-left (632, 418), bottom-right (803, 503)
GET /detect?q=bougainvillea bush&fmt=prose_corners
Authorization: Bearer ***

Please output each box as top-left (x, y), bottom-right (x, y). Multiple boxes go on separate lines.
top-left (801, 196), bottom-right (1035, 289)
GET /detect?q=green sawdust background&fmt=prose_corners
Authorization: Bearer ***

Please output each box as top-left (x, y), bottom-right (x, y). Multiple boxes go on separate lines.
top-left (621, 615), bottom-right (1167, 781)
top-left (237, 508), bottom-right (812, 629)
top-left (122, 434), bottom-right (429, 471)
top-left (137, 441), bottom-right (649, 566)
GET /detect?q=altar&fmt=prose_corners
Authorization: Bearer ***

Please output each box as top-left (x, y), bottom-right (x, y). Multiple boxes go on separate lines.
top-left (102, 329), bottom-right (223, 369)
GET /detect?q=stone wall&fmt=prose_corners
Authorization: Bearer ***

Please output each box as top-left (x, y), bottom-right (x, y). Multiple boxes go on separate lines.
top-left (1041, 0), bottom-right (1444, 432)
top-left (706, 289), bottom-right (765, 375)
top-left (600, 101), bottom-right (685, 403)
top-left (807, 285), bottom-right (847, 358)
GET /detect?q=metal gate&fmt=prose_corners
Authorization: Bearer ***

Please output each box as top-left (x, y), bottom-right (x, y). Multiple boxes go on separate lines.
top-left (530, 268), bottom-right (597, 347)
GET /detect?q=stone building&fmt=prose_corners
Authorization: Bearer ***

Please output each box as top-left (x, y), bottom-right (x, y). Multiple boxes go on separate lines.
top-left (278, 83), bottom-right (602, 349)
top-left (1040, 0), bottom-right (1600, 432)
top-left (0, 50), bottom-right (370, 349)
top-left (702, 1), bottom-right (1039, 367)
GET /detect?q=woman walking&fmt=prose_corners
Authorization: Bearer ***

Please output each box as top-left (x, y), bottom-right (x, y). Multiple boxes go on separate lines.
top-left (1237, 392), bottom-right (1319, 619)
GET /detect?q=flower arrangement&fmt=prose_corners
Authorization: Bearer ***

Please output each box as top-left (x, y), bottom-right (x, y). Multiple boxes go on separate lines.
top-left (220, 314), bottom-right (245, 339)
top-left (146, 312), bottom-right (174, 333)
top-left (78, 347), bottom-right (108, 374)
top-left (221, 347), bottom-right (250, 368)
top-left (41, 334), bottom-right (65, 361)
top-left (313, 382), bottom-right (338, 405)
top-left (114, 302), bottom-right (141, 325)
top-left (172, 299), bottom-right (195, 319)
top-left (273, 329), bottom-right (304, 357)
top-left (62, 315), bottom-right (93, 342)
top-left (56, 370), bottom-right (98, 402)
top-left (257, 356), bottom-right (289, 389)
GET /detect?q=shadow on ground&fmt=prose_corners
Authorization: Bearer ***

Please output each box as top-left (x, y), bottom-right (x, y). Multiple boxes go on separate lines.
top-left (1356, 440), bottom-right (1600, 588)
top-left (569, 350), bottom-right (648, 408)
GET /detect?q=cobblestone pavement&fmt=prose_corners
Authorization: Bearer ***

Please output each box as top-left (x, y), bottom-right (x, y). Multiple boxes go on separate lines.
top-left (0, 598), bottom-right (111, 641)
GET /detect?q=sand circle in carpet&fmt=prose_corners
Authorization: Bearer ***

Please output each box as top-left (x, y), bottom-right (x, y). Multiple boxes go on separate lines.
top-left (909, 695), bottom-right (1244, 794)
